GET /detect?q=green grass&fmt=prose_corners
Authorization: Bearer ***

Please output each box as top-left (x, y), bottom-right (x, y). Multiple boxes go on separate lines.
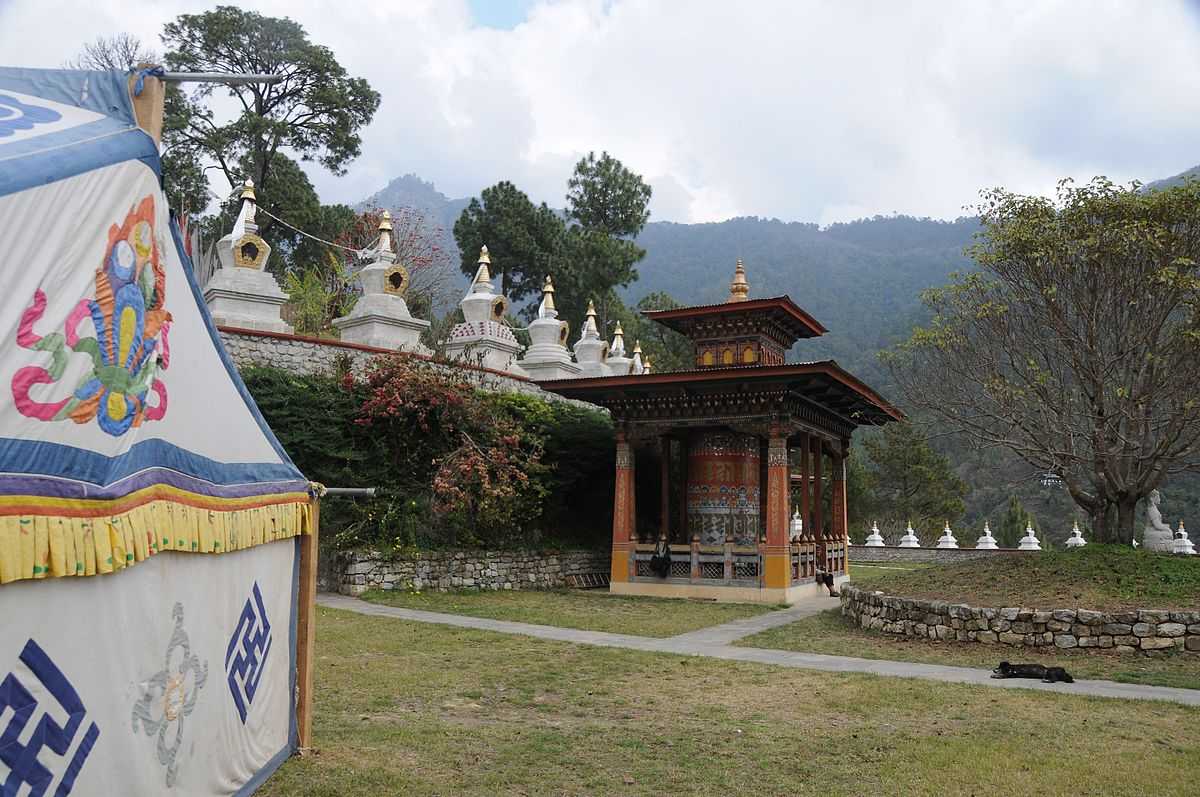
top-left (261, 607), bottom-right (1200, 796)
top-left (740, 608), bottom-right (1200, 689)
top-left (851, 544), bottom-right (1200, 611)
top-left (360, 587), bottom-right (775, 637)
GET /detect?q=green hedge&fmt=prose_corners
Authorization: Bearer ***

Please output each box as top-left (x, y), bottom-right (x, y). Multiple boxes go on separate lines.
top-left (241, 364), bottom-right (614, 552)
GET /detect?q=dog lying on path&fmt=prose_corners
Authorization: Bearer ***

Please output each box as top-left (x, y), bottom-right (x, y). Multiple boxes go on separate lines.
top-left (991, 661), bottom-right (1074, 683)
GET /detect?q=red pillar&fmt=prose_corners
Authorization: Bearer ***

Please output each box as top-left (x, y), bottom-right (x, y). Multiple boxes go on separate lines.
top-left (611, 428), bottom-right (636, 583)
top-left (762, 425), bottom-right (791, 590)
top-left (831, 445), bottom-right (848, 575)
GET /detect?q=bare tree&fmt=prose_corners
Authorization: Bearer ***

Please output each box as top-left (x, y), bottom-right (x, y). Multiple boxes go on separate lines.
top-left (67, 33), bottom-right (157, 71)
top-left (887, 178), bottom-right (1200, 543)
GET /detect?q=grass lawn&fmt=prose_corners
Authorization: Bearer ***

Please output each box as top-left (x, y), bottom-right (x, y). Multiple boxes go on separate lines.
top-left (261, 607), bottom-right (1200, 796)
top-left (739, 608), bottom-right (1200, 690)
top-left (849, 545), bottom-right (1200, 611)
top-left (360, 587), bottom-right (776, 637)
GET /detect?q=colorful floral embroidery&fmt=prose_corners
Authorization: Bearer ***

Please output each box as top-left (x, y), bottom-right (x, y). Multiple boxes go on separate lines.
top-left (12, 195), bottom-right (171, 436)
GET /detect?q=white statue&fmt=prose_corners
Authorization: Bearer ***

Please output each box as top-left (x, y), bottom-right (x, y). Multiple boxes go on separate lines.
top-left (1143, 489), bottom-right (1175, 552)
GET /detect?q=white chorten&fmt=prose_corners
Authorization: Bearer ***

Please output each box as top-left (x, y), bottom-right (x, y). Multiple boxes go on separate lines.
top-left (443, 246), bottom-right (526, 376)
top-left (864, 521), bottom-right (885, 547)
top-left (1017, 523), bottom-right (1042, 551)
top-left (1173, 521), bottom-right (1196, 555)
top-left (204, 180), bottom-right (293, 333)
top-left (975, 521), bottom-right (998, 550)
top-left (606, 322), bottom-right (632, 375)
top-left (790, 508), bottom-right (803, 542)
top-left (935, 521), bottom-right (959, 549)
top-left (630, 340), bottom-right (645, 375)
top-left (898, 523), bottom-right (921, 548)
top-left (1065, 520), bottom-right (1087, 549)
top-left (332, 211), bottom-right (431, 353)
top-left (519, 276), bottom-right (580, 381)
top-left (573, 300), bottom-right (610, 378)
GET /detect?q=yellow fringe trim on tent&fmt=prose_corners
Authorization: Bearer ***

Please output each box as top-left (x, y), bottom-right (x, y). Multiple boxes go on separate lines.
top-left (0, 498), bottom-right (312, 586)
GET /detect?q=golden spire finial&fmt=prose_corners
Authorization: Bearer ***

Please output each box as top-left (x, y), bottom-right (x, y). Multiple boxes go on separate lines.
top-left (728, 258), bottom-right (749, 302)
top-left (379, 209), bottom-right (393, 232)
top-left (240, 179), bottom-right (256, 201)
top-left (643, 355), bottom-right (652, 373)
top-left (541, 275), bottom-right (556, 313)
top-left (632, 339), bottom-right (642, 355)
top-left (475, 245), bottom-right (492, 284)
top-left (613, 321), bottom-right (624, 337)
top-left (586, 299), bottom-right (597, 317)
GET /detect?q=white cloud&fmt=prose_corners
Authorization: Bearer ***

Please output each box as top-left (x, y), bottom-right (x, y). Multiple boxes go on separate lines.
top-left (3, 0), bottom-right (1199, 223)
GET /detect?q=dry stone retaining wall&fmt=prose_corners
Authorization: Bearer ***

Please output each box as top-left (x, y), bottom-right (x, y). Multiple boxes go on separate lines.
top-left (840, 584), bottom-right (1200, 654)
top-left (332, 549), bottom-right (611, 595)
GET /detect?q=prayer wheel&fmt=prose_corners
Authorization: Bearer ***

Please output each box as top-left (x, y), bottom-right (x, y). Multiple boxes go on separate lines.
top-left (685, 432), bottom-right (760, 546)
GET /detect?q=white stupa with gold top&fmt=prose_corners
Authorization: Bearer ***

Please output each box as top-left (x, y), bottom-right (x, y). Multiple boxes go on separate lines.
top-left (332, 210), bottom-right (430, 353)
top-left (519, 276), bottom-right (580, 381)
top-left (443, 246), bottom-right (526, 376)
top-left (606, 322), bottom-right (632, 375)
top-left (204, 179), bottom-right (292, 332)
top-left (573, 300), bottom-right (610, 378)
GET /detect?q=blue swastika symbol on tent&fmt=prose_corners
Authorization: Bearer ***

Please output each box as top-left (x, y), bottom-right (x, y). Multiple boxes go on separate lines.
top-left (225, 582), bottom-right (273, 724)
top-left (0, 639), bottom-right (99, 796)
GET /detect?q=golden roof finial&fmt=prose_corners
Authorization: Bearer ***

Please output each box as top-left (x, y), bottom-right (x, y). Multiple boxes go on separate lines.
top-left (240, 179), bottom-right (256, 201)
top-left (642, 355), bottom-right (652, 373)
top-left (586, 299), bottom-right (597, 317)
top-left (632, 339), bottom-right (642, 355)
top-left (542, 275), bottom-right (556, 313)
top-left (728, 258), bottom-right (749, 302)
top-left (379, 209), bottom-right (393, 232)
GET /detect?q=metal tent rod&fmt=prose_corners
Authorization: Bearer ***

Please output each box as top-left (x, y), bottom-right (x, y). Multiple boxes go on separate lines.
top-left (161, 72), bottom-right (283, 85)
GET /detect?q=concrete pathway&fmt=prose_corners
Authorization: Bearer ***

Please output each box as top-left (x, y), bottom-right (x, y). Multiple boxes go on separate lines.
top-left (317, 593), bottom-right (1200, 707)
top-left (666, 595), bottom-right (840, 646)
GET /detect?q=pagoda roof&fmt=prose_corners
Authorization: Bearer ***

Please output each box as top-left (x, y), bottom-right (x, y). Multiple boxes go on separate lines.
top-left (540, 360), bottom-right (904, 427)
top-left (641, 296), bottom-right (827, 341)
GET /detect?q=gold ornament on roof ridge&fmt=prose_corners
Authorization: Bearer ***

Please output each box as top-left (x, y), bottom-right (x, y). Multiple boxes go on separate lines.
top-left (728, 258), bottom-right (750, 302)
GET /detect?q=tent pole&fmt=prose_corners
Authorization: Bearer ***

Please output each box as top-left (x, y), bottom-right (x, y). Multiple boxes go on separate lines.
top-left (296, 496), bottom-right (319, 750)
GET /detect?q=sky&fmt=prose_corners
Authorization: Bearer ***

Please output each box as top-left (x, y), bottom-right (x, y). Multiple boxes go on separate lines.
top-left (3, 0), bottom-right (1200, 225)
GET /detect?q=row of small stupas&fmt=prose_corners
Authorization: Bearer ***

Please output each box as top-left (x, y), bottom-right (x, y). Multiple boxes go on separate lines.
top-left (201, 184), bottom-right (656, 381)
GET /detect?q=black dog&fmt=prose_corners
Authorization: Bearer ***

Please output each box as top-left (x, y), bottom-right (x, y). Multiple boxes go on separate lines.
top-left (815, 571), bottom-right (838, 597)
top-left (991, 661), bottom-right (1074, 683)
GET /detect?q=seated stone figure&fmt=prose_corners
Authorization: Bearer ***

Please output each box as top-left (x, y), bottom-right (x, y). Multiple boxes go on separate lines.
top-left (1143, 490), bottom-right (1175, 552)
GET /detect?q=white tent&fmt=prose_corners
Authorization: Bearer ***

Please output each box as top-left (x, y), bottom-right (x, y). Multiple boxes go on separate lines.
top-left (0, 67), bottom-right (312, 795)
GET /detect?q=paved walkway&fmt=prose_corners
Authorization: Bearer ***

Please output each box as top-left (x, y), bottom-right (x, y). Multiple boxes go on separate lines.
top-left (318, 593), bottom-right (1200, 707)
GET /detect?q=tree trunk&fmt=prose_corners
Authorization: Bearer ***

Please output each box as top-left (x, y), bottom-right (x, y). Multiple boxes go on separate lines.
top-left (1114, 496), bottom-right (1138, 545)
top-left (1088, 503), bottom-right (1114, 544)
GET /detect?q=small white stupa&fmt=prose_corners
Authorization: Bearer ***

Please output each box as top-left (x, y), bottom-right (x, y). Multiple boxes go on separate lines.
top-left (443, 246), bottom-right (526, 376)
top-left (790, 508), bottom-right (803, 542)
top-left (898, 523), bottom-right (921, 548)
top-left (573, 300), bottom-right (610, 378)
top-left (332, 211), bottom-right (431, 353)
top-left (935, 521), bottom-right (959, 549)
top-left (1173, 521), bottom-right (1196, 555)
top-left (864, 521), bottom-right (885, 547)
top-left (1064, 520), bottom-right (1087, 549)
top-left (606, 322), bottom-right (632, 375)
top-left (204, 180), bottom-right (293, 332)
top-left (630, 340), bottom-right (645, 375)
top-left (518, 276), bottom-right (580, 381)
top-left (975, 521), bottom-right (999, 550)
top-left (1017, 522), bottom-right (1042, 551)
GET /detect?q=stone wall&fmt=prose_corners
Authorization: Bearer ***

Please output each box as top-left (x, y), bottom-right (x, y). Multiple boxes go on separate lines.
top-left (850, 546), bottom-right (1017, 564)
top-left (840, 584), bottom-right (1200, 654)
top-left (331, 549), bottom-right (612, 595)
top-left (217, 326), bottom-right (583, 404)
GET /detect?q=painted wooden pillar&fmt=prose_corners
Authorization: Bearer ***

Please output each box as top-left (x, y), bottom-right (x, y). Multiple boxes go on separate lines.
top-left (762, 425), bottom-right (791, 589)
top-left (677, 433), bottom-right (689, 545)
top-left (660, 435), bottom-right (671, 542)
top-left (813, 436), bottom-right (827, 571)
top-left (831, 445), bottom-right (848, 575)
top-left (611, 428), bottom-right (636, 583)
top-left (798, 431), bottom-right (811, 541)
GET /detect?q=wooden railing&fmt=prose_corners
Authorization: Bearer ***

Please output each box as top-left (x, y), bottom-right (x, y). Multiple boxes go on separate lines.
top-left (631, 541), bottom-right (761, 585)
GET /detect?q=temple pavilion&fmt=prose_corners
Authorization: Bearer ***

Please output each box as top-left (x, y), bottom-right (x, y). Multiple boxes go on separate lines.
top-left (541, 261), bottom-right (903, 604)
